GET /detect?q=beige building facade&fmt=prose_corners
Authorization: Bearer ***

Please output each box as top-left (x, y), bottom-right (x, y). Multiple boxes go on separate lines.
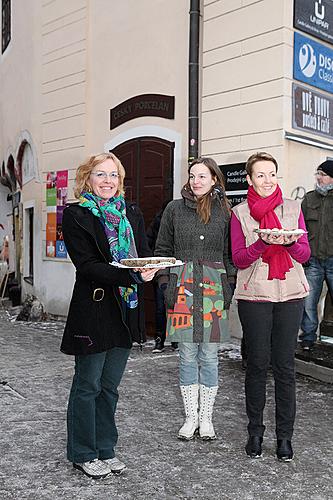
top-left (202, 0), bottom-right (333, 199)
top-left (1, 0), bottom-right (332, 316)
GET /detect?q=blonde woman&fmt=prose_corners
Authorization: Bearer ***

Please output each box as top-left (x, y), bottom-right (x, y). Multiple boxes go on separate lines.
top-left (61, 153), bottom-right (157, 478)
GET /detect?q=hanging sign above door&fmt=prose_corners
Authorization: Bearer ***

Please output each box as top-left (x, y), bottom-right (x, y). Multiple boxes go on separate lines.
top-left (110, 94), bottom-right (175, 129)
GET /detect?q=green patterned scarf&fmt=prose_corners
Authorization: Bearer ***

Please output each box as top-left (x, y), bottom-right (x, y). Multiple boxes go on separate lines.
top-left (79, 192), bottom-right (138, 308)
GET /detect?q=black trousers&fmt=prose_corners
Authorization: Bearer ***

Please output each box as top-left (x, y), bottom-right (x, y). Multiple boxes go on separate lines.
top-left (238, 299), bottom-right (304, 440)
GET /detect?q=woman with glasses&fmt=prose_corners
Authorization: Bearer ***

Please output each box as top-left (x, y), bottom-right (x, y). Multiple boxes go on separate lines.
top-left (60, 152), bottom-right (157, 479)
top-left (155, 157), bottom-right (236, 441)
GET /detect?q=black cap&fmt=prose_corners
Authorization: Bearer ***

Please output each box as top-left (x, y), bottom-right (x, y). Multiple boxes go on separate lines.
top-left (317, 160), bottom-right (333, 178)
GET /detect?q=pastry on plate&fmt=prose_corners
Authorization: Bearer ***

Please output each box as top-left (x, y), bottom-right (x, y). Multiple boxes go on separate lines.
top-left (120, 256), bottom-right (177, 267)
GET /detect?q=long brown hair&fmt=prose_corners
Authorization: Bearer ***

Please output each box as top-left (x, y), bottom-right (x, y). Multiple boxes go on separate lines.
top-left (73, 152), bottom-right (125, 199)
top-left (184, 157), bottom-right (230, 224)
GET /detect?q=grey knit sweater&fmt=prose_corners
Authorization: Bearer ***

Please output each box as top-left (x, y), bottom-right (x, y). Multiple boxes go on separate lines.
top-left (154, 192), bottom-right (236, 342)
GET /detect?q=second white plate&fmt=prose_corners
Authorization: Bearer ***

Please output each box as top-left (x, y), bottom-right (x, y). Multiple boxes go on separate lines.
top-left (253, 228), bottom-right (307, 236)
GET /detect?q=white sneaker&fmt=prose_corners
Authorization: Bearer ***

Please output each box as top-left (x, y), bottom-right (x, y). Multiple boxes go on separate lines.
top-left (102, 457), bottom-right (126, 474)
top-left (73, 458), bottom-right (111, 479)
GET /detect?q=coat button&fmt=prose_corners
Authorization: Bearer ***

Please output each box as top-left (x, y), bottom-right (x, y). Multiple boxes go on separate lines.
top-left (199, 282), bottom-right (203, 287)
top-left (200, 235), bottom-right (204, 240)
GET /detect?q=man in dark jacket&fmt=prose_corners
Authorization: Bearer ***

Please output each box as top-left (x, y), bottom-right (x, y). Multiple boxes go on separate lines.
top-left (300, 159), bottom-right (333, 350)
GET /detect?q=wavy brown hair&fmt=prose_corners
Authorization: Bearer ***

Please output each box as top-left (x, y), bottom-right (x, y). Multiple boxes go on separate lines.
top-left (184, 157), bottom-right (230, 224)
top-left (73, 152), bottom-right (126, 199)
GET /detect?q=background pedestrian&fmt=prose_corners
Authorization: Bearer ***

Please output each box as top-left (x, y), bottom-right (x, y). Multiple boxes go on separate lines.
top-left (146, 201), bottom-right (178, 353)
top-left (300, 159), bottom-right (333, 350)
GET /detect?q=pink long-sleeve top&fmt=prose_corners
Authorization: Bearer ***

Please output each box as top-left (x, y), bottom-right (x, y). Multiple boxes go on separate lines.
top-left (231, 211), bottom-right (311, 270)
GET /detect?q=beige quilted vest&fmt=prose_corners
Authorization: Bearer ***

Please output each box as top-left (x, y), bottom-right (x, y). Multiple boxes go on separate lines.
top-left (232, 199), bottom-right (309, 302)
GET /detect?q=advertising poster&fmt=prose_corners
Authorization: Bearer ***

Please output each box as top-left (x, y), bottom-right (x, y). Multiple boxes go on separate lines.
top-left (294, 32), bottom-right (333, 94)
top-left (46, 170), bottom-right (68, 258)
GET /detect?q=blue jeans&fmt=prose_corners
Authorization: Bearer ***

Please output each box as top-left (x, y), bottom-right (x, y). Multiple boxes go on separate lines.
top-left (178, 342), bottom-right (219, 387)
top-left (67, 347), bottom-right (130, 463)
top-left (301, 257), bottom-right (333, 343)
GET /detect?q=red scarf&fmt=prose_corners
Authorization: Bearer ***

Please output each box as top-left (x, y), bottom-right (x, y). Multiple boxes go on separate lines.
top-left (247, 185), bottom-right (293, 280)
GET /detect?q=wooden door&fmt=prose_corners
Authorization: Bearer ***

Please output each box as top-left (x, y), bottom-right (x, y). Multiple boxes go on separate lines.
top-left (112, 137), bottom-right (174, 337)
top-left (112, 137), bottom-right (174, 226)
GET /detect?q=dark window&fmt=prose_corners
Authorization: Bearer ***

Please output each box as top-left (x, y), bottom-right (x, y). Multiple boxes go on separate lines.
top-left (24, 207), bottom-right (34, 285)
top-left (28, 208), bottom-right (34, 279)
top-left (2, 0), bottom-right (11, 54)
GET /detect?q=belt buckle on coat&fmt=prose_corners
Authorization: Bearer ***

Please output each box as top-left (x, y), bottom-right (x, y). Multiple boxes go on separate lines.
top-left (92, 288), bottom-right (104, 301)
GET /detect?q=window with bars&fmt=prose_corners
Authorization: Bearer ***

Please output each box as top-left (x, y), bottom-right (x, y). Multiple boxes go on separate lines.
top-left (2, 0), bottom-right (11, 54)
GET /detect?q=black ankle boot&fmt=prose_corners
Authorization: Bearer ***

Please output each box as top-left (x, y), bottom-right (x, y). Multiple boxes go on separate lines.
top-left (152, 337), bottom-right (165, 353)
top-left (276, 439), bottom-right (293, 462)
top-left (245, 436), bottom-right (263, 458)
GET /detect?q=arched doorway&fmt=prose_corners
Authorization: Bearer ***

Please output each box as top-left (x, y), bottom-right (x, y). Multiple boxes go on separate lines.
top-left (112, 136), bottom-right (175, 337)
top-left (112, 136), bottom-right (174, 227)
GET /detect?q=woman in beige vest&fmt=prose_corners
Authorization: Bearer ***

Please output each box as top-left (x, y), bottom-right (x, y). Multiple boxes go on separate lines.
top-left (231, 152), bottom-right (310, 462)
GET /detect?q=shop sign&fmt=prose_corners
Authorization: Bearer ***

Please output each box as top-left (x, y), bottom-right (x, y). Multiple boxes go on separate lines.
top-left (226, 193), bottom-right (247, 207)
top-left (294, 0), bottom-right (333, 45)
top-left (219, 163), bottom-right (248, 192)
top-left (294, 32), bottom-right (333, 93)
top-left (292, 83), bottom-right (333, 139)
top-left (110, 94), bottom-right (175, 129)
top-left (219, 162), bottom-right (248, 207)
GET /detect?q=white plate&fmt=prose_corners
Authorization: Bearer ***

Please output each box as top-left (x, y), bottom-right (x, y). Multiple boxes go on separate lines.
top-left (253, 228), bottom-right (307, 236)
top-left (110, 259), bottom-right (184, 269)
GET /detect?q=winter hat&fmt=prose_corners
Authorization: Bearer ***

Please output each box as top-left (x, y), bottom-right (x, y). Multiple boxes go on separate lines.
top-left (317, 160), bottom-right (333, 178)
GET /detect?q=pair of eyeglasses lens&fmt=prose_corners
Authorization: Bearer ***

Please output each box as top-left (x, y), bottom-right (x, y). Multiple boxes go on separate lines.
top-left (92, 172), bottom-right (118, 179)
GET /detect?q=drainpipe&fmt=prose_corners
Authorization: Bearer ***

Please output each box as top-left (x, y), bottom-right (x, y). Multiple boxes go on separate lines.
top-left (188, 0), bottom-right (200, 163)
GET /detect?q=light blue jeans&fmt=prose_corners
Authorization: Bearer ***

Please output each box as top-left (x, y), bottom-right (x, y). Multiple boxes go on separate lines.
top-left (301, 257), bottom-right (333, 343)
top-left (178, 342), bottom-right (219, 387)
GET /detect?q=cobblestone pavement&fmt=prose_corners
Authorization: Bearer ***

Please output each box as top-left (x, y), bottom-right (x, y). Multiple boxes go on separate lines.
top-left (0, 308), bottom-right (332, 500)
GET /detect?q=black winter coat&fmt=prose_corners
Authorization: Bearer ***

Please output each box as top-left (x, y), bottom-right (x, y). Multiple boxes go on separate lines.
top-left (60, 202), bottom-right (151, 355)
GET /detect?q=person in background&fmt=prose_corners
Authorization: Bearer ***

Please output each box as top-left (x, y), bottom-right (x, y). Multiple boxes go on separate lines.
top-left (146, 202), bottom-right (178, 353)
top-left (155, 157), bottom-right (235, 441)
top-left (300, 159), bottom-right (333, 350)
top-left (61, 153), bottom-right (159, 479)
top-left (231, 152), bottom-right (310, 462)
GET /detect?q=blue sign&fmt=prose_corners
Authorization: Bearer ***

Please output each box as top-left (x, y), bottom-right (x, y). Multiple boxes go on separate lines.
top-left (56, 240), bottom-right (67, 259)
top-left (294, 32), bottom-right (333, 94)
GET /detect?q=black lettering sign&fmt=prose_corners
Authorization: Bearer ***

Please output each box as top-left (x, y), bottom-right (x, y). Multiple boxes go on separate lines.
top-left (292, 83), bottom-right (333, 140)
top-left (227, 193), bottom-right (247, 207)
top-left (294, 0), bottom-right (333, 45)
top-left (110, 94), bottom-right (175, 129)
top-left (219, 163), bottom-right (248, 192)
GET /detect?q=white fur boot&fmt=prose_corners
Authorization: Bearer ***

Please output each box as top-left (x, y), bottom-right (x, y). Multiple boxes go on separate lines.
top-left (178, 384), bottom-right (199, 440)
top-left (199, 385), bottom-right (218, 440)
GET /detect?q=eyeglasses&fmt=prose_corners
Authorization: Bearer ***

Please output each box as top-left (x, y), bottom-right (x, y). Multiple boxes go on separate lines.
top-left (91, 171), bottom-right (119, 180)
top-left (315, 171), bottom-right (329, 177)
